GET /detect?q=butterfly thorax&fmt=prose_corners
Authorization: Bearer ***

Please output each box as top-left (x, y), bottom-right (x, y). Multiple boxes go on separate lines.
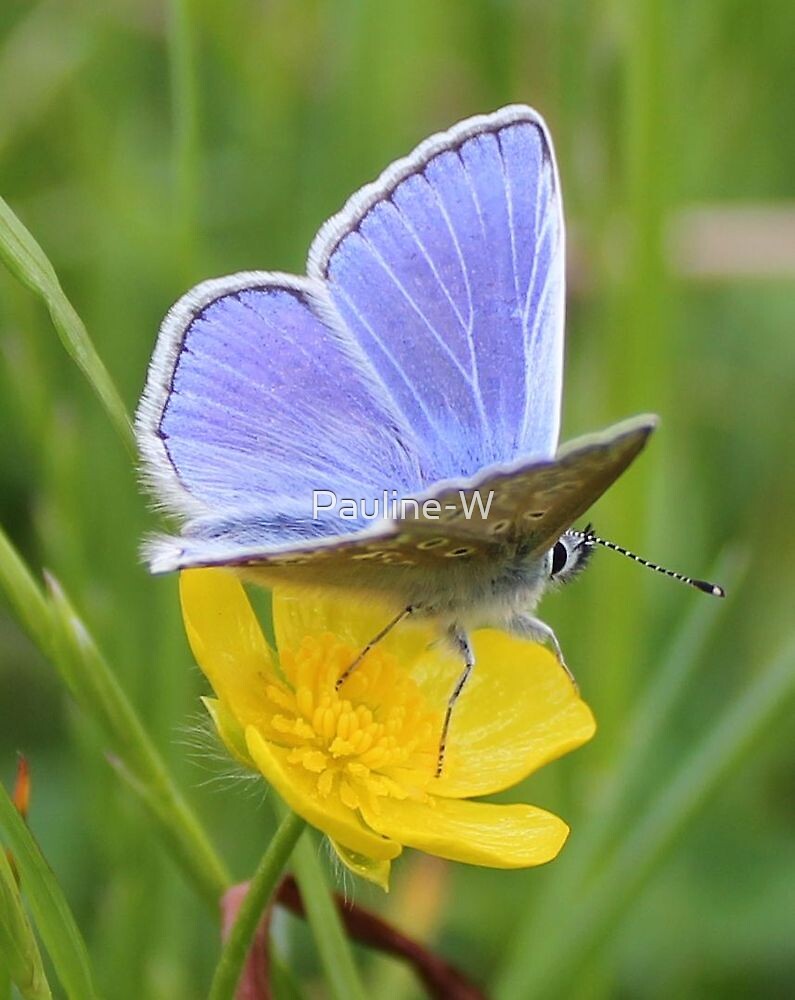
top-left (406, 547), bottom-right (551, 629)
top-left (243, 543), bottom-right (552, 631)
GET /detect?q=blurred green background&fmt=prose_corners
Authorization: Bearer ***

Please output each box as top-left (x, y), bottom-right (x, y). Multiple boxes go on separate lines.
top-left (1, 1), bottom-right (794, 997)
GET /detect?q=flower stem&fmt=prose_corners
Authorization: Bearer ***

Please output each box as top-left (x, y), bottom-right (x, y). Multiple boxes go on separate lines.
top-left (291, 831), bottom-right (369, 1000)
top-left (209, 811), bottom-right (306, 1000)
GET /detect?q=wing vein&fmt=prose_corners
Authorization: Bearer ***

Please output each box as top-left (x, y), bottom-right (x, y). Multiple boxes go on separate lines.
top-left (455, 148), bottom-right (495, 449)
top-left (420, 171), bottom-right (475, 337)
top-left (388, 197), bottom-right (470, 338)
top-left (495, 130), bottom-right (525, 449)
top-left (358, 232), bottom-right (476, 386)
top-left (520, 262), bottom-right (556, 445)
top-left (333, 284), bottom-right (444, 437)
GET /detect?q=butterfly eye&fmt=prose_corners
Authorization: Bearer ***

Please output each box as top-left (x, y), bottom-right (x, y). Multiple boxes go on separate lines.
top-left (551, 540), bottom-right (569, 576)
top-left (549, 529), bottom-right (596, 585)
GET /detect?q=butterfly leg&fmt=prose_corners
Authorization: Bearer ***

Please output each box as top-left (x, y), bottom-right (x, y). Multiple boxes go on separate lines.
top-left (436, 627), bottom-right (475, 778)
top-left (335, 605), bottom-right (415, 691)
top-left (507, 614), bottom-right (579, 692)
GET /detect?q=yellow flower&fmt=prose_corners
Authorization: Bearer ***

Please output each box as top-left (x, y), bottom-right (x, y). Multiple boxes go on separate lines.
top-left (180, 568), bottom-right (596, 890)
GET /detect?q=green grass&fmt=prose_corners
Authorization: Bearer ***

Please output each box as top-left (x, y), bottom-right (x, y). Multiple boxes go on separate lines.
top-left (1, 1), bottom-right (794, 996)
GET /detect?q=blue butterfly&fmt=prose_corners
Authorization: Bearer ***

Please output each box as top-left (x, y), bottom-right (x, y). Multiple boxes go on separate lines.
top-left (137, 106), bottom-right (715, 773)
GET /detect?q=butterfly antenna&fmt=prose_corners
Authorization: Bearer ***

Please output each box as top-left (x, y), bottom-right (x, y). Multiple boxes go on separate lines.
top-left (571, 525), bottom-right (725, 597)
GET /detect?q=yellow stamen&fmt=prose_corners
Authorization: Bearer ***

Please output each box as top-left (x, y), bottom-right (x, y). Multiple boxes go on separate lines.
top-left (267, 634), bottom-right (436, 809)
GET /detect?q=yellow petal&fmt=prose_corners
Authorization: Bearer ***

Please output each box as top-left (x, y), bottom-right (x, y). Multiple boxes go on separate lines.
top-left (360, 794), bottom-right (568, 868)
top-left (245, 728), bottom-right (401, 862)
top-left (413, 629), bottom-right (596, 799)
top-left (202, 697), bottom-right (255, 769)
top-left (272, 586), bottom-right (433, 664)
top-left (328, 839), bottom-right (391, 891)
top-left (180, 569), bottom-right (277, 726)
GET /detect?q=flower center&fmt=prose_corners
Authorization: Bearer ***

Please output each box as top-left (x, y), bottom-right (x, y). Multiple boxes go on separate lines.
top-left (264, 633), bottom-right (436, 811)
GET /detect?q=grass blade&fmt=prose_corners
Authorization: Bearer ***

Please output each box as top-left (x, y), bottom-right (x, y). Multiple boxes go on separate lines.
top-left (45, 574), bottom-right (231, 905)
top-left (0, 784), bottom-right (96, 1000)
top-left (0, 195), bottom-right (134, 454)
top-left (0, 525), bottom-right (229, 906)
top-left (0, 847), bottom-right (52, 1000)
top-left (504, 550), bottom-right (746, 962)
top-left (0, 527), bottom-right (55, 658)
top-left (497, 635), bottom-right (795, 999)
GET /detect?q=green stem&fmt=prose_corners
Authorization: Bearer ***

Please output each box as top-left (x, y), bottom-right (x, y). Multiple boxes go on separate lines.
top-left (209, 811), bottom-right (306, 1000)
top-left (291, 830), bottom-right (369, 1000)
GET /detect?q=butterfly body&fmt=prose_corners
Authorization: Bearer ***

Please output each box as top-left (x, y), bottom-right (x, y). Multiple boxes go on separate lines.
top-left (243, 531), bottom-right (549, 625)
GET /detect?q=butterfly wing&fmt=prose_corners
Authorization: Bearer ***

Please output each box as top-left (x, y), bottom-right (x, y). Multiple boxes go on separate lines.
top-left (309, 105), bottom-right (565, 482)
top-left (136, 272), bottom-right (423, 552)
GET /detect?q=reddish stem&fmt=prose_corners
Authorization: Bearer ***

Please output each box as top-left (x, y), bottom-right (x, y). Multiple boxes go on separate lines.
top-left (276, 875), bottom-right (487, 1000)
top-left (220, 883), bottom-right (272, 1000)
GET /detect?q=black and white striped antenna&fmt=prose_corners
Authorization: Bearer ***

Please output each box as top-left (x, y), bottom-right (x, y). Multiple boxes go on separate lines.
top-left (570, 525), bottom-right (725, 597)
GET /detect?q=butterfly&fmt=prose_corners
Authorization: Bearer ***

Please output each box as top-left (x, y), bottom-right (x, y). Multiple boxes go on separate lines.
top-left (136, 105), bottom-right (718, 774)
